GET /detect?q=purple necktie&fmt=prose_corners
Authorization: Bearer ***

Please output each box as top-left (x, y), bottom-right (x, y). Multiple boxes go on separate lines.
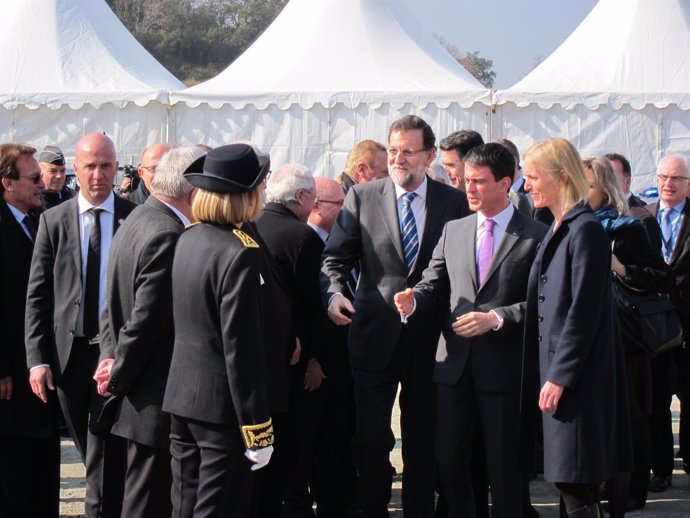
top-left (477, 218), bottom-right (496, 284)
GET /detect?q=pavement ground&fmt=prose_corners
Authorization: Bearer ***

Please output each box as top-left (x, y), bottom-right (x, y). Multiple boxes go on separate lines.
top-left (58, 398), bottom-right (689, 517)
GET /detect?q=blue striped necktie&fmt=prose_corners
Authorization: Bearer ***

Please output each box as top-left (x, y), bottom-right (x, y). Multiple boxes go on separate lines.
top-left (401, 192), bottom-right (419, 269)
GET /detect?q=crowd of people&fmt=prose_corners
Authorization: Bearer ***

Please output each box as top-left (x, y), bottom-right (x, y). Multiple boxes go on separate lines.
top-left (0, 114), bottom-right (688, 518)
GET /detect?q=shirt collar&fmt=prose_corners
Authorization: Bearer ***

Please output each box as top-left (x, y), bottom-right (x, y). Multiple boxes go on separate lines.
top-left (78, 192), bottom-right (115, 215)
top-left (476, 201), bottom-right (514, 229)
top-left (659, 198), bottom-right (687, 213)
top-left (161, 200), bottom-right (190, 226)
top-left (6, 202), bottom-right (27, 222)
top-left (307, 222), bottom-right (329, 242)
top-left (394, 175), bottom-right (428, 202)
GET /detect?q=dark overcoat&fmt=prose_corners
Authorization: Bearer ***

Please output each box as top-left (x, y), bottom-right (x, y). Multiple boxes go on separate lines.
top-left (524, 204), bottom-right (632, 483)
top-left (99, 197), bottom-right (184, 449)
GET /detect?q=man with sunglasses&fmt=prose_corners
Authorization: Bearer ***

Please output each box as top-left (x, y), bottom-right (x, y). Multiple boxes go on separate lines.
top-left (0, 143), bottom-right (59, 518)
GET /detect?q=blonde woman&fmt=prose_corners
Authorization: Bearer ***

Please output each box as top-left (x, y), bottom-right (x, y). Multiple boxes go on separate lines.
top-left (522, 139), bottom-right (632, 517)
top-left (163, 144), bottom-right (274, 518)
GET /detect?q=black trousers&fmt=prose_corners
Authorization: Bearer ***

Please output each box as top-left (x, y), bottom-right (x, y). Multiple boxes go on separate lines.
top-left (435, 373), bottom-right (522, 518)
top-left (351, 337), bottom-right (436, 518)
top-left (119, 439), bottom-right (172, 518)
top-left (57, 338), bottom-right (126, 518)
top-left (170, 415), bottom-right (255, 518)
top-left (0, 434), bottom-right (60, 518)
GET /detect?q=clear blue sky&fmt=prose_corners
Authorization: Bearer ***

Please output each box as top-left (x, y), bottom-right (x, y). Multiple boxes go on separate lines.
top-left (403, 0), bottom-right (598, 88)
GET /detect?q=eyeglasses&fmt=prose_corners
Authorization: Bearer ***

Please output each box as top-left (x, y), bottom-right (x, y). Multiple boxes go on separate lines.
top-left (657, 174), bottom-right (690, 184)
top-left (387, 148), bottom-right (427, 159)
top-left (139, 165), bottom-right (157, 174)
top-left (20, 174), bottom-right (42, 185)
top-left (317, 198), bottom-right (344, 206)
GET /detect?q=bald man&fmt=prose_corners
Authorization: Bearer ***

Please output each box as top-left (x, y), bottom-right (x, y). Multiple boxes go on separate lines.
top-left (25, 133), bottom-right (136, 518)
top-left (124, 144), bottom-right (171, 205)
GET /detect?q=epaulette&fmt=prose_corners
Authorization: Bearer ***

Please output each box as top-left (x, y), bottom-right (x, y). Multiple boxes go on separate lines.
top-left (241, 419), bottom-right (274, 449)
top-left (232, 228), bottom-right (260, 248)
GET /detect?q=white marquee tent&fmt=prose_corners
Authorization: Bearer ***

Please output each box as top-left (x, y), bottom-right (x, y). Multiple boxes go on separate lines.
top-left (170, 0), bottom-right (491, 176)
top-left (493, 0), bottom-right (690, 191)
top-left (0, 0), bottom-right (184, 162)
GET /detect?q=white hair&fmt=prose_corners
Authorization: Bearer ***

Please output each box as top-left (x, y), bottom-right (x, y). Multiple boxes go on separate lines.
top-left (151, 146), bottom-right (204, 199)
top-left (265, 164), bottom-right (314, 204)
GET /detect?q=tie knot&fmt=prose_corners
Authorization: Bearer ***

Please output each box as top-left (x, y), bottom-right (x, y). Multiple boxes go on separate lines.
top-left (663, 207), bottom-right (674, 221)
top-left (402, 192), bottom-right (416, 206)
top-left (484, 218), bottom-right (496, 233)
top-left (90, 207), bottom-right (103, 216)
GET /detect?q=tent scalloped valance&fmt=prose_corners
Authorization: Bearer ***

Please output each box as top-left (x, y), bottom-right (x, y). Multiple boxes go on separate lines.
top-left (492, 91), bottom-right (690, 111)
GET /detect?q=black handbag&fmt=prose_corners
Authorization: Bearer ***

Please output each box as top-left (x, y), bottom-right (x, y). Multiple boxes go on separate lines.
top-left (612, 274), bottom-right (683, 356)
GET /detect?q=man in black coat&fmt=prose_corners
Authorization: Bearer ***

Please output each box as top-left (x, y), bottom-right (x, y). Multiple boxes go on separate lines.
top-left (322, 115), bottom-right (470, 517)
top-left (39, 145), bottom-right (76, 209)
top-left (395, 144), bottom-right (547, 518)
top-left (0, 143), bottom-right (59, 518)
top-left (93, 146), bottom-right (202, 517)
top-left (255, 164), bottom-right (331, 518)
top-left (25, 133), bottom-right (136, 518)
top-left (647, 154), bottom-right (690, 492)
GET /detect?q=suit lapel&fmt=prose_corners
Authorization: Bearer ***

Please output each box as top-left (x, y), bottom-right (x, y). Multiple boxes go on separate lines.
top-left (64, 198), bottom-right (83, 280)
top-left (0, 201), bottom-right (34, 247)
top-left (460, 215), bottom-right (480, 293)
top-left (377, 179), bottom-right (406, 267)
top-left (416, 179), bottom-right (444, 276)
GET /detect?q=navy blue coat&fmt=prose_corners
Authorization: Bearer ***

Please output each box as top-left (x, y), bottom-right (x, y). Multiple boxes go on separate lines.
top-left (524, 204), bottom-right (632, 483)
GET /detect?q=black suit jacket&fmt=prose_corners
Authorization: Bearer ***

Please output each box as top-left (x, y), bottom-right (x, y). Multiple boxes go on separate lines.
top-left (0, 201), bottom-right (55, 438)
top-left (98, 197), bottom-right (183, 448)
top-left (415, 209), bottom-right (547, 392)
top-left (648, 200), bottom-right (690, 332)
top-left (255, 202), bottom-right (328, 362)
top-left (25, 195), bottom-right (136, 379)
top-left (321, 177), bottom-right (470, 370)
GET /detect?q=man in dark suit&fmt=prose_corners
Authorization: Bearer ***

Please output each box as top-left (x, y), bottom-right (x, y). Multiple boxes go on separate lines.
top-left (439, 129), bottom-right (484, 191)
top-left (337, 140), bottom-right (389, 195)
top-left (92, 146), bottom-right (202, 517)
top-left (647, 154), bottom-right (690, 492)
top-left (255, 164), bottom-right (331, 518)
top-left (0, 144), bottom-right (60, 518)
top-left (322, 115), bottom-right (469, 517)
top-left (25, 133), bottom-right (136, 518)
top-left (606, 153), bottom-right (646, 208)
top-left (394, 144), bottom-right (548, 518)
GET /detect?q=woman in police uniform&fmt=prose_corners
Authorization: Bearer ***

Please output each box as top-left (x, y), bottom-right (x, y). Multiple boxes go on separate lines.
top-left (163, 144), bottom-right (274, 518)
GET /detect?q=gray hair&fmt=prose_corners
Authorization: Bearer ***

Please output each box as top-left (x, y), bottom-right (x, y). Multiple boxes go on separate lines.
top-left (658, 154), bottom-right (690, 175)
top-left (151, 146), bottom-right (204, 199)
top-left (265, 164), bottom-right (315, 204)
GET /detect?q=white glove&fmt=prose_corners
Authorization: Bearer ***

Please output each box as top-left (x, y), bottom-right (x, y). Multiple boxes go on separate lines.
top-left (244, 445), bottom-right (274, 471)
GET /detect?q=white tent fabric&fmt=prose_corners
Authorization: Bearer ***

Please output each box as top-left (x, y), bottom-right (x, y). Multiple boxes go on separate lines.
top-left (493, 0), bottom-right (690, 190)
top-left (1, 0), bottom-right (183, 161)
top-left (171, 0), bottom-right (491, 176)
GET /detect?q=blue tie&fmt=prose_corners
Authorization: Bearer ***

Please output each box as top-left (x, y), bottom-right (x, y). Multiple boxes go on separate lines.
top-left (401, 193), bottom-right (419, 269)
top-left (661, 207), bottom-right (675, 262)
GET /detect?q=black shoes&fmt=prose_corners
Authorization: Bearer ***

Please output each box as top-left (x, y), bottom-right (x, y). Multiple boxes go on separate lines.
top-left (648, 473), bottom-right (672, 492)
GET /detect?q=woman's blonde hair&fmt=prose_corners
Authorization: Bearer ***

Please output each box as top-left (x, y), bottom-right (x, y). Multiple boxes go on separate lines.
top-left (582, 156), bottom-right (628, 215)
top-left (192, 187), bottom-right (261, 226)
top-left (523, 138), bottom-right (589, 213)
